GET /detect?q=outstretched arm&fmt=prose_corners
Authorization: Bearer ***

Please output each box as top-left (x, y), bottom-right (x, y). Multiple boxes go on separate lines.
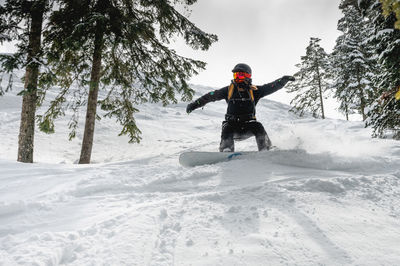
top-left (258, 75), bottom-right (295, 98)
top-left (186, 87), bottom-right (227, 113)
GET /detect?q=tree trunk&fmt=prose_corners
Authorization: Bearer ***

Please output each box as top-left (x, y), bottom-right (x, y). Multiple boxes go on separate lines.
top-left (357, 70), bottom-right (367, 121)
top-left (17, 2), bottom-right (44, 163)
top-left (360, 93), bottom-right (367, 121)
top-left (344, 99), bottom-right (349, 121)
top-left (79, 22), bottom-right (104, 164)
top-left (316, 64), bottom-right (325, 119)
top-left (318, 86), bottom-right (325, 119)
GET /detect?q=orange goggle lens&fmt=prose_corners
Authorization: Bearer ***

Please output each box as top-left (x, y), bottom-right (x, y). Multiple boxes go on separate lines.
top-left (233, 72), bottom-right (251, 79)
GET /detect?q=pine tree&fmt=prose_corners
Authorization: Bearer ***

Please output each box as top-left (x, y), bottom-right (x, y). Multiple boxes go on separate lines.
top-left (330, 34), bottom-right (352, 120)
top-left (360, 0), bottom-right (400, 139)
top-left (0, 0), bottom-right (52, 163)
top-left (330, 3), bottom-right (377, 121)
top-left (286, 37), bottom-right (330, 119)
top-left (38, 0), bottom-right (217, 163)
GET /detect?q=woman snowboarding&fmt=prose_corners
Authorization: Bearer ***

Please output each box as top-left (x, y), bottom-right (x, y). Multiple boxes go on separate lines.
top-left (186, 63), bottom-right (295, 152)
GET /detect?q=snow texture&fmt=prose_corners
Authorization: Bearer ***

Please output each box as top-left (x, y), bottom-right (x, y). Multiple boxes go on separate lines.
top-left (0, 75), bottom-right (400, 265)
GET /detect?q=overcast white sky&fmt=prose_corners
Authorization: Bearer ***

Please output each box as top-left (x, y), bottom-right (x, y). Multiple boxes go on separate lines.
top-left (174, 0), bottom-right (342, 107)
top-left (0, 0), bottom-right (345, 118)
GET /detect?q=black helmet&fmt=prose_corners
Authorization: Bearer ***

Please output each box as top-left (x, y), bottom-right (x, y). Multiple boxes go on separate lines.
top-left (232, 63), bottom-right (252, 75)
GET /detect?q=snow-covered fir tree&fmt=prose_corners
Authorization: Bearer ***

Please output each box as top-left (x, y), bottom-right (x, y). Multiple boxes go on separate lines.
top-left (330, 2), bottom-right (377, 121)
top-left (360, 0), bottom-right (400, 139)
top-left (286, 37), bottom-right (330, 119)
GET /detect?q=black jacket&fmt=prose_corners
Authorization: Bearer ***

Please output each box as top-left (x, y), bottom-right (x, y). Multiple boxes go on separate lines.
top-left (192, 78), bottom-right (288, 121)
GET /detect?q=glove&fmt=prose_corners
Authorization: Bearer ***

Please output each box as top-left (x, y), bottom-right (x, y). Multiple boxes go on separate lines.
top-left (186, 100), bottom-right (200, 114)
top-left (281, 75), bottom-right (295, 82)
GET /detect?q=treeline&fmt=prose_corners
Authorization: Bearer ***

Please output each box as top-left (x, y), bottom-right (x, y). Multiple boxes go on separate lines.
top-left (0, 0), bottom-right (217, 163)
top-left (287, 0), bottom-right (400, 139)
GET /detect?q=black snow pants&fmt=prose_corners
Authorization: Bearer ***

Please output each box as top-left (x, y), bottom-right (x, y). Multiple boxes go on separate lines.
top-left (219, 120), bottom-right (272, 152)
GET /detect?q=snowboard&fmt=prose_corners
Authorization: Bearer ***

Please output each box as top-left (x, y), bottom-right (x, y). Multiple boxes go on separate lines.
top-left (179, 151), bottom-right (256, 167)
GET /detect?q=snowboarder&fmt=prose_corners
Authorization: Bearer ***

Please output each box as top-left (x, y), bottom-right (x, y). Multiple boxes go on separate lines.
top-left (186, 63), bottom-right (295, 152)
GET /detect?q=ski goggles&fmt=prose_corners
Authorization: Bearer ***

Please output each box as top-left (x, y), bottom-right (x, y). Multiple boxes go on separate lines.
top-left (233, 72), bottom-right (251, 80)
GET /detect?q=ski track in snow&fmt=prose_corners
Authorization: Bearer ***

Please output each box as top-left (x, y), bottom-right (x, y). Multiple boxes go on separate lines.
top-left (1, 82), bottom-right (400, 265)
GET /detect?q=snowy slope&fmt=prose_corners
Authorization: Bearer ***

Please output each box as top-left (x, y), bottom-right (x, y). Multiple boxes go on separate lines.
top-left (1, 78), bottom-right (400, 266)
